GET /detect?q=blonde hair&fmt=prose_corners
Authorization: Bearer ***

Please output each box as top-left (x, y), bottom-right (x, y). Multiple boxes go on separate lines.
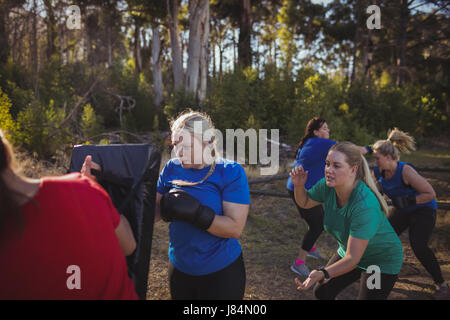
top-left (0, 132), bottom-right (26, 237)
top-left (329, 142), bottom-right (389, 215)
top-left (373, 128), bottom-right (416, 161)
top-left (169, 109), bottom-right (218, 186)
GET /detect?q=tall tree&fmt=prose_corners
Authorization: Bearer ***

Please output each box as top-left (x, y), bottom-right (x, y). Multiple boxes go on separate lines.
top-left (278, 0), bottom-right (326, 70)
top-left (167, 0), bottom-right (184, 89)
top-left (0, 0), bottom-right (26, 67)
top-left (185, 0), bottom-right (210, 101)
top-left (152, 25), bottom-right (164, 108)
top-left (211, 0), bottom-right (253, 69)
top-left (43, 0), bottom-right (57, 60)
top-left (238, 0), bottom-right (252, 68)
top-left (127, 0), bottom-right (167, 108)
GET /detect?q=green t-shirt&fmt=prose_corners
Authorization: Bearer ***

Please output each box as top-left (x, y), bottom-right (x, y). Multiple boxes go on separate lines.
top-left (307, 178), bottom-right (403, 275)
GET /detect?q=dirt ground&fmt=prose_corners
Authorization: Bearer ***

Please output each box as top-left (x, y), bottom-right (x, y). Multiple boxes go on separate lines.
top-left (146, 149), bottom-right (450, 300)
top-left (16, 144), bottom-right (449, 300)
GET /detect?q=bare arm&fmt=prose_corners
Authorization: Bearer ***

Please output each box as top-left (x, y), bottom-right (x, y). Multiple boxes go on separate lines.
top-left (402, 165), bottom-right (436, 204)
top-left (324, 236), bottom-right (369, 279)
top-left (155, 192), bottom-right (163, 223)
top-left (115, 215), bottom-right (137, 256)
top-left (291, 165), bottom-right (321, 209)
top-left (296, 236), bottom-right (369, 290)
top-left (206, 201), bottom-right (249, 239)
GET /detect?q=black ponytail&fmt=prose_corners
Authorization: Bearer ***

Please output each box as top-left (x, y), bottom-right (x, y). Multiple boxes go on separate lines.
top-left (297, 117), bottom-right (327, 151)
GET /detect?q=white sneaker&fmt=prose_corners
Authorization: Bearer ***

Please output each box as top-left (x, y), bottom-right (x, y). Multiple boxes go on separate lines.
top-left (290, 262), bottom-right (311, 277)
top-left (307, 248), bottom-right (326, 260)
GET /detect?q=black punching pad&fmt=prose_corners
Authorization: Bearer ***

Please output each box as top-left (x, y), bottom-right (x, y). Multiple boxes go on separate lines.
top-left (69, 144), bottom-right (161, 300)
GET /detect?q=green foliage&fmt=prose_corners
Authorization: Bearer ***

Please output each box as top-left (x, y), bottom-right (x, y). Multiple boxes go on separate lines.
top-left (15, 100), bottom-right (70, 158)
top-left (0, 87), bottom-right (17, 142)
top-left (108, 59), bottom-right (156, 131)
top-left (151, 114), bottom-right (167, 151)
top-left (80, 103), bottom-right (104, 141)
top-left (164, 88), bottom-right (200, 124)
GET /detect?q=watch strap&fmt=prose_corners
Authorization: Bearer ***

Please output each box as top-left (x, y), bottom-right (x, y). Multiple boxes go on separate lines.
top-left (318, 268), bottom-right (330, 281)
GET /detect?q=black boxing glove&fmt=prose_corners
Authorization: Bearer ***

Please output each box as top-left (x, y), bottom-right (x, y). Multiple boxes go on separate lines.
top-left (160, 189), bottom-right (216, 230)
top-left (391, 195), bottom-right (416, 209)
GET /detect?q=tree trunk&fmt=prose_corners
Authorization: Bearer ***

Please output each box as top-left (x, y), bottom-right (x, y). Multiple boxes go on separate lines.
top-left (233, 29), bottom-right (237, 69)
top-left (212, 42), bottom-right (215, 78)
top-left (152, 25), bottom-right (164, 109)
top-left (238, 0), bottom-right (251, 69)
top-left (43, 0), bottom-right (57, 60)
top-left (350, 0), bottom-right (362, 85)
top-left (0, 2), bottom-right (10, 67)
top-left (134, 23), bottom-right (142, 73)
top-left (198, 2), bottom-right (209, 101)
top-left (31, 0), bottom-right (39, 98)
top-left (59, 15), bottom-right (66, 64)
top-left (362, 33), bottom-right (374, 78)
top-left (185, 0), bottom-right (209, 100)
top-left (167, 0), bottom-right (184, 90)
top-left (397, 0), bottom-right (409, 86)
top-left (107, 24), bottom-right (112, 66)
top-left (219, 43), bottom-right (223, 77)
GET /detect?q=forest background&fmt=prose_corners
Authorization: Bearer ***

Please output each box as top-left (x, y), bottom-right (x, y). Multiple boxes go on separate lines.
top-left (0, 0), bottom-right (448, 160)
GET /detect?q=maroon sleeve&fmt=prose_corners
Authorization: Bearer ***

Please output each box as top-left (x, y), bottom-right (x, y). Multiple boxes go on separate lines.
top-left (82, 175), bottom-right (121, 229)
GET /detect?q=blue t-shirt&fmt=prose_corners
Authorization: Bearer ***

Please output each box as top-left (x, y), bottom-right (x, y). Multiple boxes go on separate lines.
top-left (157, 157), bottom-right (250, 276)
top-left (287, 137), bottom-right (337, 191)
top-left (374, 162), bottom-right (437, 213)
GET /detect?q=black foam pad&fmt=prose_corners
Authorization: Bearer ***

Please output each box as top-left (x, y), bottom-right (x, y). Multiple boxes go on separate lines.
top-left (69, 144), bottom-right (161, 300)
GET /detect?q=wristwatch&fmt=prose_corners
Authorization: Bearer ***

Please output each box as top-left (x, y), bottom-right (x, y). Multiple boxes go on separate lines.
top-left (317, 268), bottom-right (331, 282)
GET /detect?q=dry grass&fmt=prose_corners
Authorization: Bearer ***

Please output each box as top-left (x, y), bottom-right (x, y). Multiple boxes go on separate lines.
top-left (14, 150), bottom-right (70, 178)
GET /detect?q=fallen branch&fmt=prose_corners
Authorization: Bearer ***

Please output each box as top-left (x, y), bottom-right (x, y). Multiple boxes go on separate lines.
top-left (249, 189), bottom-right (450, 211)
top-left (84, 131), bottom-right (147, 143)
top-left (48, 72), bottom-right (105, 139)
top-left (248, 167), bottom-right (450, 185)
top-left (248, 173), bottom-right (289, 185)
top-left (104, 90), bottom-right (136, 127)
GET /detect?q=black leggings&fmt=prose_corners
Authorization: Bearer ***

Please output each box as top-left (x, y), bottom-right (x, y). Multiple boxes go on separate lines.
top-left (313, 253), bottom-right (398, 300)
top-left (289, 190), bottom-right (324, 252)
top-left (388, 206), bottom-right (444, 284)
top-left (168, 253), bottom-right (246, 300)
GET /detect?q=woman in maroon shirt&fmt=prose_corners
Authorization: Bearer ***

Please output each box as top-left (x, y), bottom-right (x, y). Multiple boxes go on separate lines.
top-left (0, 131), bottom-right (138, 299)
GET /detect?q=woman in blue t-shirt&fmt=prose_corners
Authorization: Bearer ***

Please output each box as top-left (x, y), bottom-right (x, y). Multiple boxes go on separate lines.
top-left (155, 110), bottom-right (250, 300)
top-left (372, 128), bottom-right (449, 299)
top-left (287, 117), bottom-right (370, 277)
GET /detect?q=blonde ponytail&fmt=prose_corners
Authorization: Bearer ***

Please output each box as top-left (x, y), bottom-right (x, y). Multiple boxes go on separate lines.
top-left (373, 128), bottom-right (416, 160)
top-left (360, 154), bottom-right (389, 215)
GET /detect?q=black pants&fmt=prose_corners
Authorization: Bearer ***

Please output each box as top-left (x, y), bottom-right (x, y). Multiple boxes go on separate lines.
top-left (168, 253), bottom-right (246, 300)
top-left (313, 253), bottom-right (398, 300)
top-left (289, 190), bottom-right (324, 252)
top-left (388, 206), bottom-right (444, 284)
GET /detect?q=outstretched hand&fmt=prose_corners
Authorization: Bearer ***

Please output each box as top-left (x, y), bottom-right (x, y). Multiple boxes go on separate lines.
top-left (81, 155), bottom-right (102, 181)
top-left (290, 165), bottom-right (309, 187)
top-left (295, 270), bottom-right (325, 291)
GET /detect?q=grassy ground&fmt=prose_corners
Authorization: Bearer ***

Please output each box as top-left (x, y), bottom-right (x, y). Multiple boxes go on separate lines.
top-left (147, 149), bottom-right (450, 300)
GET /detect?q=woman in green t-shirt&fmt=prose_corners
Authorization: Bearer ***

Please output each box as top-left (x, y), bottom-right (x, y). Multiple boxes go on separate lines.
top-left (291, 142), bottom-right (403, 300)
